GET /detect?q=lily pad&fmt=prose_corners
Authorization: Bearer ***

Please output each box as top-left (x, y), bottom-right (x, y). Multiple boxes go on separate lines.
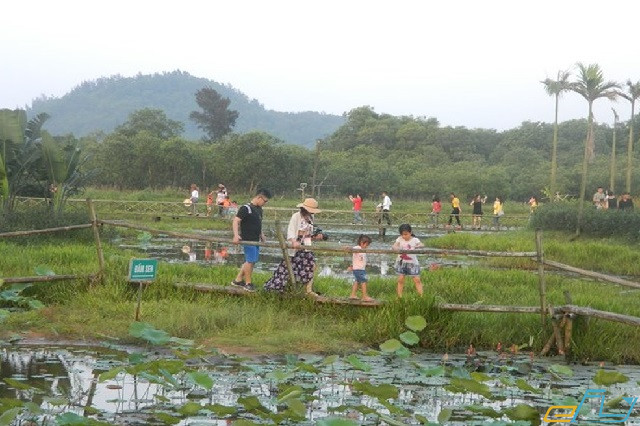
top-left (405, 315), bottom-right (427, 331)
top-left (399, 331), bottom-right (420, 346)
top-left (593, 369), bottom-right (628, 386)
top-left (380, 338), bottom-right (404, 353)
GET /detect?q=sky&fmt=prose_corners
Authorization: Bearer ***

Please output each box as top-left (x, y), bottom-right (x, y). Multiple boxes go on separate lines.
top-left (2, 0), bottom-right (640, 131)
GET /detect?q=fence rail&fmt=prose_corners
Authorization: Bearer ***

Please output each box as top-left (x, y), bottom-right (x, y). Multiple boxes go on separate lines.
top-left (2, 199), bottom-right (640, 358)
top-left (14, 197), bottom-right (531, 230)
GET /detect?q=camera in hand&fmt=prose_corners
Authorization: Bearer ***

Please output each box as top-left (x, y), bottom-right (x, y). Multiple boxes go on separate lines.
top-left (312, 227), bottom-right (329, 241)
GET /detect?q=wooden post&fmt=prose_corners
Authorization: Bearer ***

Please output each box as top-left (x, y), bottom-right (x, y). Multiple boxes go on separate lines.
top-left (135, 282), bottom-right (144, 321)
top-left (275, 220), bottom-right (296, 293)
top-left (87, 198), bottom-right (105, 284)
top-left (535, 229), bottom-right (547, 326)
top-left (563, 291), bottom-right (574, 359)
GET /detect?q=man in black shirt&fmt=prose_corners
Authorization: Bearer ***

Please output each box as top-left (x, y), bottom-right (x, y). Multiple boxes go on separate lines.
top-left (618, 192), bottom-right (634, 211)
top-left (231, 188), bottom-right (271, 291)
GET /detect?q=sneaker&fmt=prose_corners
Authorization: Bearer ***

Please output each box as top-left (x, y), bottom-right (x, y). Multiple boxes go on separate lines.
top-left (230, 280), bottom-right (245, 288)
top-left (244, 283), bottom-right (256, 292)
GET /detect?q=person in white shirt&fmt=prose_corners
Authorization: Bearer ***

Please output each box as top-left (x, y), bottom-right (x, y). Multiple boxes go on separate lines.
top-left (377, 191), bottom-right (392, 236)
top-left (189, 183), bottom-right (199, 215)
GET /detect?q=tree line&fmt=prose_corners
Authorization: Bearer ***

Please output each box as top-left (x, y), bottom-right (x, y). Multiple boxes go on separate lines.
top-left (3, 63), bottom-right (640, 221)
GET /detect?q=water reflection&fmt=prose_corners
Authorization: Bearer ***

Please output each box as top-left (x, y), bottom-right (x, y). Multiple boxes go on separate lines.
top-left (115, 226), bottom-right (474, 279)
top-left (2, 346), bottom-right (639, 425)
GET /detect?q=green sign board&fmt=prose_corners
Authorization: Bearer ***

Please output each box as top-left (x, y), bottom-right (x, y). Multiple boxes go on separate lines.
top-left (128, 258), bottom-right (158, 282)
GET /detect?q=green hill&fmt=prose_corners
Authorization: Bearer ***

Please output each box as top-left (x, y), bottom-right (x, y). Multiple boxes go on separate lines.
top-left (27, 70), bottom-right (344, 147)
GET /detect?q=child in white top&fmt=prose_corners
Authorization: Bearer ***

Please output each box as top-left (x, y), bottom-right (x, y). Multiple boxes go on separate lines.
top-left (349, 234), bottom-right (373, 301)
top-left (392, 224), bottom-right (424, 298)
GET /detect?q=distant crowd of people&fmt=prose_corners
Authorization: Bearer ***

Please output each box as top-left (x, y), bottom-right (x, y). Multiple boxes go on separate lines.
top-left (185, 183), bottom-right (238, 217)
top-left (220, 186), bottom-right (636, 301)
top-left (592, 187), bottom-right (634, 211)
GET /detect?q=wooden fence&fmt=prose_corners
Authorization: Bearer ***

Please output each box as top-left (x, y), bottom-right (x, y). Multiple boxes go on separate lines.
top-left (2, 199), bottom-right (640, 357)
top-left (14, 196), bottom-right (530, 231)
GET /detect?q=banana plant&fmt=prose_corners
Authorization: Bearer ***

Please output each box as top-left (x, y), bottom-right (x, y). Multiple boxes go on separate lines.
top-left (39, 131), bottom-right (89, 217)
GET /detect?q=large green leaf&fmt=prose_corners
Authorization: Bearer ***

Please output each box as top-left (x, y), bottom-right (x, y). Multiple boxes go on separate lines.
top-left (380, 338), bottom-right (403, 353)
top-left (593, 369), bottom-right (629, 386)
top-left (345, 354), bottom-right (371, 372)
top-left (187, 371), bottom-right (213, 390)
top-left (405, 315), bottom-right (427, 331)
top-left (515, 378), bottom-right (542, 394)
top-left (128, 322), bottom-right (171, 345)
top-left (352, 381), bottom-right (399, 400)
top-left (399, 331), bottom-right (420, 346)
top-left (503, 404), bottom-right (540, 425)
top-left (549, 364), bottom-right (574, 377)
top-left (446, 377), bottom-right (493, 399)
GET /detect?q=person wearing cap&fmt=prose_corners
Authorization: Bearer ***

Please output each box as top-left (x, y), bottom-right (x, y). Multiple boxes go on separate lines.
top-left (264, 198), bottom-right (325, 294)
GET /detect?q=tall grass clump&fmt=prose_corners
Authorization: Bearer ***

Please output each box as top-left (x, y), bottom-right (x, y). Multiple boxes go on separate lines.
top-left (530, 202), bottom-right (640, 240)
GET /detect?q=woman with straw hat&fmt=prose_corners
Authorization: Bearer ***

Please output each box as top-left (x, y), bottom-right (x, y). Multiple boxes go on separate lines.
top-left (264, 198), bottom-right (325, 294)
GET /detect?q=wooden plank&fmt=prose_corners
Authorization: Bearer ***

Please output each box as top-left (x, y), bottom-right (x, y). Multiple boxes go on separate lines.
top-left (542, 259), bottom-right (640, 289)
top-left (174, 282), bottom-right (256, 296)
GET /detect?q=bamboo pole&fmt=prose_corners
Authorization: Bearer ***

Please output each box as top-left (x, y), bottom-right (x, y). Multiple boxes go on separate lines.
top-left (0, 223), bottom-right (92, 238)
top-left (563, 291), bottom-right (573, 358)
top-left (87, 199), bottom-right (105, 283)
top-left (1, 274), bottom-right (86, 284)
top-left (562, 305), bottom-right (640, 327)
top-left (437, 303), bottom-right (543, 314)
top-left (543, 259), bottom-right (640, 289)
top-left (535, 229), bottom-right (547, 326)
top-left (275, 220), bottom-right (297, 293)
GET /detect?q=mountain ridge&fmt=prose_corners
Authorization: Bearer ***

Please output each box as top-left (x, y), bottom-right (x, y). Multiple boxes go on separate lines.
top-left (27, 70), bottom-right (345, 146)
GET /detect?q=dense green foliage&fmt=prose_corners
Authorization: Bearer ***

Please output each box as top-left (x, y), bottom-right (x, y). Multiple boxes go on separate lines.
top-left (530, 202), bottom-right (640, 240)
top-left (27, 71), bottom-right (345, 146)
top-left (35, 103), bottom-right (640, 201)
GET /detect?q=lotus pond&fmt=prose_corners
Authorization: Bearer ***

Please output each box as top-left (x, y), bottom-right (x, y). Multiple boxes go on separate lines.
top-left (1, 320), bottom-right (639, 425)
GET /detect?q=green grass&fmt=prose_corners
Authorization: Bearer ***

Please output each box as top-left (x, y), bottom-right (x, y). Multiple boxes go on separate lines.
top-left (2, 226), bottom-right (640, 363)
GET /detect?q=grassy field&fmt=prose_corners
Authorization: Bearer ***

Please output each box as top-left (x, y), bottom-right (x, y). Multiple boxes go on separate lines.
top-left (2, 216), bottom-right (640, 363)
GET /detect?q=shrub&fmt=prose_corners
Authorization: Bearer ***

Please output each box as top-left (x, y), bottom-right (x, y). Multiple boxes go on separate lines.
top-left (530, 202), bottom-right (640, 240)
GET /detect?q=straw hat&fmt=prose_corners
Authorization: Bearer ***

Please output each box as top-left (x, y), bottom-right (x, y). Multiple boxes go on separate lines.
top-left (183, 198), bottom-right (192, 206)
top-left (297, 198), bottom-right (321, 213)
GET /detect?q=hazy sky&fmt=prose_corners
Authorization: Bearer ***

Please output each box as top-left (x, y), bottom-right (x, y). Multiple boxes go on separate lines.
top-left (3, 0), bottom-right (640, 130)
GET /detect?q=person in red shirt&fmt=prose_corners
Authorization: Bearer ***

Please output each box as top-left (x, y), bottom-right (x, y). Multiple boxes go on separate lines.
top-left (430, 196), bottom-right (442, 227)
top-left (348, 194), bottom-right (363, 224)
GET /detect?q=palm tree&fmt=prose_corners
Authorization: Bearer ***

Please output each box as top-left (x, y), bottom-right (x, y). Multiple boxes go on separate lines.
top-left (610, 108), bottom-right (619, 192)
top-left (541, 70), bottom-right (571, 199)
top-left (617, 80), bottom-right (640, 193)
top-left (570, 63), bottom-right (619, 236)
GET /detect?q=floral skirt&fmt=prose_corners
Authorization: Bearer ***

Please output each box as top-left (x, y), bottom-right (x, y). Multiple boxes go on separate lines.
top-left (264, 250), bottom-right (315, 293)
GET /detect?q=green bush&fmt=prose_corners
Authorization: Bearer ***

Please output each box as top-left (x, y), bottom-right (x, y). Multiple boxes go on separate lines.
top-left (530, 202), bottom-right (640, 240)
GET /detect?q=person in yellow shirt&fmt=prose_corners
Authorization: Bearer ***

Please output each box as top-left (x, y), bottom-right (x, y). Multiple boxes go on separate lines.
top-left (447, 192), bottom-right (462, 228)
top-left (493, 197), bottom-right (504, 227)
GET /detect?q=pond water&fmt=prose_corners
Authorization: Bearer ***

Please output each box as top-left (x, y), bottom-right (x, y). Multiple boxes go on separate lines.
top-left (1, 345), bottom-right (639, 425)
top-left (114, 225), bottom-right (478, 280)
